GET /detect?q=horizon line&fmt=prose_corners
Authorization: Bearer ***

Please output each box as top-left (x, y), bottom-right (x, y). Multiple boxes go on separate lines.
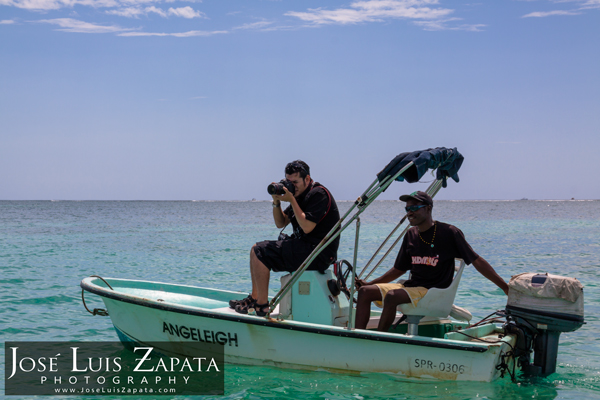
top-left (1, 198), bottom-right (597, 202)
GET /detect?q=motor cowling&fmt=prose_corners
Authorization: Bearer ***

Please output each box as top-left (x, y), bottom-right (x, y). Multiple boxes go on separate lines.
top-left (504, 273), bottom-right (584, 377)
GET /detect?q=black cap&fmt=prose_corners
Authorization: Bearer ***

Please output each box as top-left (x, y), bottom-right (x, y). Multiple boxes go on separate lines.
top-left (399, 191), bottom-right (433, 206)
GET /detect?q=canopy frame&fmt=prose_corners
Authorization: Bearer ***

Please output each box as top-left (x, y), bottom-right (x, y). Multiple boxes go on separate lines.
top-left (267, 147), bottom-right (463, 319)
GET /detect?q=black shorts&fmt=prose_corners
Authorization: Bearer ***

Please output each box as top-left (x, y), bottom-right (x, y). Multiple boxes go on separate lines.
top-left (253, 239), bottom-right (334, 273)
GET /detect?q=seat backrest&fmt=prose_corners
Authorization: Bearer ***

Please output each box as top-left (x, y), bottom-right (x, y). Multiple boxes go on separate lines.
top-left (398, 259), bottom-right (466, 318)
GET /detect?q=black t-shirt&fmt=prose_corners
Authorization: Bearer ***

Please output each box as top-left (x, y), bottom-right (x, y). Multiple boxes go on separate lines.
top-left (393, 221), bottom-right (479, 289)
top-left (284, 182), bottom-right (340, 256)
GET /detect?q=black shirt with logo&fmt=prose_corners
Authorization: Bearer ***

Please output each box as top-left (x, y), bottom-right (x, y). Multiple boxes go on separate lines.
top-left (393, 221), bottom-right (479, 289)
top-left (284, 182), bottom-right (340, 257)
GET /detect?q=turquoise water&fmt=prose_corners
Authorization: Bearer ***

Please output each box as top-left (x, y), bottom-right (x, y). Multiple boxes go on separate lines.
top-left (1, 200), bottom-right (599, 399)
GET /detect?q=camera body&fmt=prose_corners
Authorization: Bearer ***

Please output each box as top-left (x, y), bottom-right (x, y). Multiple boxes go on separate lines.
top-left (267, 180), bottom-right (296, 196)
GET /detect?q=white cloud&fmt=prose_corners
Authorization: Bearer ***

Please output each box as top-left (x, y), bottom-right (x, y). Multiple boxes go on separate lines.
top-left (521, 0), bottom-right (600, 17)
top-left (108, 5), bottom-right (205, 19)
top-left (119, 29), bottom-right (226, 37)
top-left (522, 9), bottom-right (581, 17)
top-left (106, 7), bottom-right (145, 17)
top-left (285, 0), bottom-right (454, 25)
top-left (167, 6), bottom-right (204, 18)
top-left (115, 0), bottom-right (159, 5)
top-left (414, 17), bottom-right (485, 31)
top-left (107, 5), bottom-right (205, 18)
top-left (233, 20), bottom-right (273, 30)
top-left (145, 6), bottom-right (166, 16)
top-left (581, 0), bottom-right (600, 7)
top-left (36, 17), bottom-right (134, 33)
top-left (107, 5), bottom-right (168, 17)
top-left (458, 23), bottom-right (485, 31)
top-left (0, 0), bottom-right (199, 10)
top-left (1, 19), bottom-right (16, 24)
top-left (2, 0), bottom-right (117, 10)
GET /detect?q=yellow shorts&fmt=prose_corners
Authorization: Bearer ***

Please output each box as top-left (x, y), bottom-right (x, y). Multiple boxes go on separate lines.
top-left (374, 283), bottom-right (428, 308)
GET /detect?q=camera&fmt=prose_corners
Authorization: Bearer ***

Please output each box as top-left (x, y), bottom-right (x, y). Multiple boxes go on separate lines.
top-left (267, 179), bottom-right (295, 196)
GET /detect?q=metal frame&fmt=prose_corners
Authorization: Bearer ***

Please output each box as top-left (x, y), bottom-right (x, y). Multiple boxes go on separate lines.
top-left (268, 161), bottom-right (416, 314)
top-left (267, 161), bottom-right (448, 323)
top-left (360, 178), bottom-right (444, 281)
top-left (347, 218), bottom-right (361, 330)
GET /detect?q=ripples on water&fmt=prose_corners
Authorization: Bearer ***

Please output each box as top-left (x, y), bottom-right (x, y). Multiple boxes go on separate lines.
top-left (1, 200), bottom-right (599, 399)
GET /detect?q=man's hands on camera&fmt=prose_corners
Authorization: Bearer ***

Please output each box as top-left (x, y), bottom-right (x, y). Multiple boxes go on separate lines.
top-left (271, 186), bottom-right (295, 204)
top-left (271, 182), bottom-right (294, 205)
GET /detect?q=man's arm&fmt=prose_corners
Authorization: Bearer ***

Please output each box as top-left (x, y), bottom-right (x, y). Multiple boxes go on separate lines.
top-left (278, 188), bottom-right (317, 233)
top-left (271, 198), bottom-right (290, 229)
top-left (356, 233), bottom-right (410, 288)
top-left (356, 268), bottom-right (406, 288)
top-left (472, 256), bottom-right (509, 295)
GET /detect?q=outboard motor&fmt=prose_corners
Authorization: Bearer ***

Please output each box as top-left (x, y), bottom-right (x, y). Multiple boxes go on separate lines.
top-left (503, 273), bottom-right (585, 377)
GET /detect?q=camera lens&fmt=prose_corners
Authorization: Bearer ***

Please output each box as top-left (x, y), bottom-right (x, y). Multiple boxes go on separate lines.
top-left (267, 179), bottom-right (295, 196)
top-left (267, 183), bottom-right (282, 195)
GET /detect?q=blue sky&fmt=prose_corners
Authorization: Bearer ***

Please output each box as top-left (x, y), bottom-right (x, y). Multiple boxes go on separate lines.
top-left (1, 0), bottom-right (599, 200)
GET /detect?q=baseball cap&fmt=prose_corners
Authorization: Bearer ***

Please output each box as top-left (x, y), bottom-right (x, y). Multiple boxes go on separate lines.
top-left (399, 191), bottom-right (433, 206)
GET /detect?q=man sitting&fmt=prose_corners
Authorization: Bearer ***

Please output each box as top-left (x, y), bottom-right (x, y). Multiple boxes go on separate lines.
top-left (230, 160), bottom-right (340, 316)
top-left (354, 191), bottom-right (508, 331)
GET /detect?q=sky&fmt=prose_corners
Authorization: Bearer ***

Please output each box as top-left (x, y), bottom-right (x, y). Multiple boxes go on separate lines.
top-left (1, 0), bottom-right (599, 201)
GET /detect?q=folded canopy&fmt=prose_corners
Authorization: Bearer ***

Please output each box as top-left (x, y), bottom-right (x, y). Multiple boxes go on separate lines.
top-left (377, 147), bottom-right (464, 188)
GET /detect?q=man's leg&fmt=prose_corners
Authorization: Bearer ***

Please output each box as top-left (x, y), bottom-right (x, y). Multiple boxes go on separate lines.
top-left (248, 245), bottom-right (258, 299)
top-left (355, 285), bottom-right (383, 330)
top-left (250, 245), bottom-right (271, 304)
top-left (378, 289), bottom-right (411, 332)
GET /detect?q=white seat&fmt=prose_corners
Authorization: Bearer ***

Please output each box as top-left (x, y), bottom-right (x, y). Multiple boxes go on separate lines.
top-left (397, 259), bottom-right (467, 335)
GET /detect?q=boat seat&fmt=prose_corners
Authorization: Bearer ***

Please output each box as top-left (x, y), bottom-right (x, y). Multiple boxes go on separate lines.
top-left (279, 270), bottom-right (349, 326)
top-left (397, 259), bottom-right (467, 335)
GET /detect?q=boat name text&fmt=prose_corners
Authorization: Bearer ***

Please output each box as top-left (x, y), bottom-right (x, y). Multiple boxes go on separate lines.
top-left (162, 323), bottom-right (238, 347)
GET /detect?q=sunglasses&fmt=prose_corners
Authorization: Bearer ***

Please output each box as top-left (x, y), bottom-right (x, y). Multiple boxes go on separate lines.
top-left (405, 205), bottom-right (427, 213)
top-left (285, 162), bottom-right (308, 177)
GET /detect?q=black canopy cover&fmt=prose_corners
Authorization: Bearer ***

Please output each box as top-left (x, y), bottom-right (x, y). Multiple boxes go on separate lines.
top-left (377, 147), bottom-right (464, 188)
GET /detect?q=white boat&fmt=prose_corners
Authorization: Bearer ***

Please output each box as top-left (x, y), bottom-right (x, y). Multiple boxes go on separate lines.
top-left (80, 272), bottom-right (514, 382)
top-left (80, 148), bottom-right (584, 382)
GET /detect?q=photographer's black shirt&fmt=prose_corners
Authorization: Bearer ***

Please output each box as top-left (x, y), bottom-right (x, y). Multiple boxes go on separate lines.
top-left (393, 222), bottom-right (479, 289)
top-left (284, 182), bottom-right (340, 257)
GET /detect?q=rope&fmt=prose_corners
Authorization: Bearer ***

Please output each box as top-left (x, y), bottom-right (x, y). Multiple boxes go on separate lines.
top-left (90, 275), bottom-right (114, 290)
top-left (81, 275), bottom-right (113, 316)
top-left (496, 350), bottom-right (517, 382)
top-left (450, 326), bottom-right (517, 382)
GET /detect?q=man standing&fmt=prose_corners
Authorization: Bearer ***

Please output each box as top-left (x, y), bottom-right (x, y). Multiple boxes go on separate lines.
top-left (354, 191), bottom-right (508, 331)
top-left (231, 160), bottom-right (340, 316)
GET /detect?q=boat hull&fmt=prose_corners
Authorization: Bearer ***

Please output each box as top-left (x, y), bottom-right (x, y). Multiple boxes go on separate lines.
top-left (81, 277), bottom-right (515, 382)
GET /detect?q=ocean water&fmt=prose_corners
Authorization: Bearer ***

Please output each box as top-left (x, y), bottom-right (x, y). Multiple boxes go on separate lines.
top-left (1, 200), bottom-right (599, 399)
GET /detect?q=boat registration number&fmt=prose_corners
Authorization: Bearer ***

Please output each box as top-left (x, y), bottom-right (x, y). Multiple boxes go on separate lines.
top-left (414, 359), bottom-right (466, 374)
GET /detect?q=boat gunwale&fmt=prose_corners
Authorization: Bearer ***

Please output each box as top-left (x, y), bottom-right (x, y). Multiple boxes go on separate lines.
top-left (81, 277), bottom-right (509, 354)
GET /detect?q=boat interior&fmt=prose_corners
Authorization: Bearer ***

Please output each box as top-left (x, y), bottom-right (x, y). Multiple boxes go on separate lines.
top-left (88, 261), bottom-right (502, 344)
